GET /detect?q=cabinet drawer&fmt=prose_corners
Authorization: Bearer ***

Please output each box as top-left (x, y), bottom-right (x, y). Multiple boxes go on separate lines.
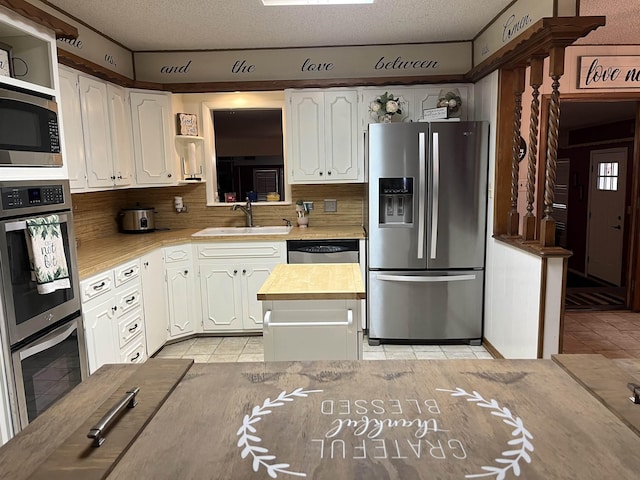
top-left (117, 310), bottom-right (144, 348)
top-left (164, 244), bottom-right (193, 263)
top-left (115, 285), bottom-right (142, 317)
top-left (80, 272), bottom-right (114, 303)
top-left (114, 260), bottom-right (140, 286)
top-left (120, 337), bottom-right (147, 364)
top-left (198, 242), bottom-right (285, 261)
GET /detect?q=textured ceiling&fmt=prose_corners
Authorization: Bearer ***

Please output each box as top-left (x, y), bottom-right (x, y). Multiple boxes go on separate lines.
top-left (41, 0), bottom-right (514, 51)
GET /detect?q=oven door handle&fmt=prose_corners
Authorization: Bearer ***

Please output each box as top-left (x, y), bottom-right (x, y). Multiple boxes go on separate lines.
top-left (18, 319), bottom-right (77, 361)
top-left (4, 213), bottom-right (71, 232)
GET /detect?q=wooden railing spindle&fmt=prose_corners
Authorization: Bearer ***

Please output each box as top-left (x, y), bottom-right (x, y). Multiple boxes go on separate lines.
top-left (508, 68), bottom-right (526, 236)
top-left (522, 57), bottom-right (544, 241)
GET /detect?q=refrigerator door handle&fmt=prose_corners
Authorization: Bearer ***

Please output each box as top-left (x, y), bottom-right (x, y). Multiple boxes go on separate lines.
top-left (417, 132), bottom-right (426, 259)
top-left (431, 132), bottom-right (440, 259)
top-left (376, 274), bottom-right (477, 283)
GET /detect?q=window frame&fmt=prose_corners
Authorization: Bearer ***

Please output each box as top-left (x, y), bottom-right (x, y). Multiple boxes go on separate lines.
top-left (200, 91), bottom-right (291, 206)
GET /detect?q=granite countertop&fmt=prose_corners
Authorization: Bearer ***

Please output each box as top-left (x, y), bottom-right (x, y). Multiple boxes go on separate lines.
top-left (76, 225), bottom-right (365, 280)
top-left (257, 263), bottom-right (365, 301)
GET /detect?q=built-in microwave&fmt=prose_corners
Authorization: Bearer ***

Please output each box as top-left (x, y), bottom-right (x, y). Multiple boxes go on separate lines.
top-left (0, 87), bottom-right (61, 167)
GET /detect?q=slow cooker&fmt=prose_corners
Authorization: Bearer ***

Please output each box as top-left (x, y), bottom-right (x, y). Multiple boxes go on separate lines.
top-left (119, 207), bottom-right (156, 233)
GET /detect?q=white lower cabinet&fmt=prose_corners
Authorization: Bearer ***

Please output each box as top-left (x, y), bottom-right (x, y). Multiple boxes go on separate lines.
top-left (198, 241), bottom-right (286, 332)
top-left (80, 259), bottom-right (147, 374)
top-left (164, 244), bottom-right (200, 339)
top-left (141, 249), bottom-right (168, 355)
top-left (82, 296), bottom-right (118, 374)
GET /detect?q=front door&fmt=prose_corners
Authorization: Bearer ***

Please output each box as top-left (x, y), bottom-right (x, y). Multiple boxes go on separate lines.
top-left (587, 147), bottom-right (627, 285)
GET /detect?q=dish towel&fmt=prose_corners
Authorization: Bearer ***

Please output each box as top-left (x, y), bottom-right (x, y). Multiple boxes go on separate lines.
top-left (25, 214), bottom-right (71, 294)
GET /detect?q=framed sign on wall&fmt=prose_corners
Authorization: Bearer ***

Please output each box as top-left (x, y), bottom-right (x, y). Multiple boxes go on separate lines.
top-left (0, 41), bottom-right (13, 78)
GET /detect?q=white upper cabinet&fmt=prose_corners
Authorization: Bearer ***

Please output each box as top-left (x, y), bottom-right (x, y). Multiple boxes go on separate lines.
top-left (130, 90), bottom-right (176, 186)
top-left (58, 67), bottom-right (87, 190)
top-left (106, 83), bottom-right (135, 187)
top-left (78, 75), bottom-right (115, 188)
top-left (287, 89), bottom-right (361, 183)
top-left (0, 8), bottom-right (56, 96)
top-left (61, 70), bottom-right (135, 191)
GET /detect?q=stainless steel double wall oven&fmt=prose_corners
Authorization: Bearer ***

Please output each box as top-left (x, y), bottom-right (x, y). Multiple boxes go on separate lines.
top-left (0, 180), bottom-right (87, 433)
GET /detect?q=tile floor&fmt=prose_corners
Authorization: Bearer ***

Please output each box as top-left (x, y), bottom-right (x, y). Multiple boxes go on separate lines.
top-left (153, 335), bottom-right (495, 362)
top-left (562, 310), bottom-right (640, 358)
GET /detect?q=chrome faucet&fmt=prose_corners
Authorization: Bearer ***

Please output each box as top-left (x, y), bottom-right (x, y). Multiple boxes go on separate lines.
top-left (232, 197), bottom-right (254, 227)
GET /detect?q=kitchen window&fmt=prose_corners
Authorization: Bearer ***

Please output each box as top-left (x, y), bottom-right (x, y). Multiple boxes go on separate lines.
top-left (200, 92), bottom-right (291, 206)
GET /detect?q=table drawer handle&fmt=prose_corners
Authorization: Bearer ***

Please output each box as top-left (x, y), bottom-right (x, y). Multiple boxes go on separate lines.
top-left (87, 387), bottom-right (139, 447)
top-left (92, 281), bottom-right (106, 291)
top-left (128, 323), bottom-right (139, 333)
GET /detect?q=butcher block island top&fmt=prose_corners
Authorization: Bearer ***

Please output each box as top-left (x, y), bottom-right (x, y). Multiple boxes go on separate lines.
top-left (257, 263), bottom-right (366, 301)
top-left (2, 356), bottom-right (640, 479)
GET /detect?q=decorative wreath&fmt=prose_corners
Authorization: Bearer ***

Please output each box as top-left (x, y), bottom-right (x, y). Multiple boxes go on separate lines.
top-left (437, 387), bottom-right (534, 479)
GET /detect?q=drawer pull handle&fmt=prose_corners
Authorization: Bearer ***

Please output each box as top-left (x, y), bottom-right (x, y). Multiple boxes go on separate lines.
top-left (93, 281), bottom-right (106, 291)
top-left (87, 387), bottom-right (139, 447)
top-left (124, 269), bottom-right (135, 277)
top-left (130, 352), bottom-right (141, 362)
top-left (125, 295), bottom-right (136, 304)
top-left (128, 323), bottom-right (138, 332)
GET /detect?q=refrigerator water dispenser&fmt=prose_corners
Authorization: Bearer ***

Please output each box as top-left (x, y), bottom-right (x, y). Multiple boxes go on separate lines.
top-left (378, 178), bottom-right (413, 225)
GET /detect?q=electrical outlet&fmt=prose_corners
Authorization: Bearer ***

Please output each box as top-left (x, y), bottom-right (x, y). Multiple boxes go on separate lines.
top-left (324, 199), bottom-right (337, 212)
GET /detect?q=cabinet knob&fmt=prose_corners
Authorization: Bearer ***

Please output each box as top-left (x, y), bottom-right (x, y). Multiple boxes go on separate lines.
top-left (117, 175), bottom-right (123, 179)
top-left (184, 270), bottom-right (188, 275)
top-left (112, 306), bottom-right (117, 312)
top-left (143, 261), bottom-right (149, 267)
top-left (233, 269), bottom-right (238, 275)
top-left (242, 269), bottom-right (247, 274)
top-left (168, 173), bottom-right (172, 178)
top-left (110, 175), bottom-right (116, 180)
top-left (319, 171), bottom-right (323, 176)
top-left (327, 171), bottom-right (332, 175)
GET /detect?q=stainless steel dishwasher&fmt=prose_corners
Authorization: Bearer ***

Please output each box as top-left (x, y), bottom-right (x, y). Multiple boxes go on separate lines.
top-left (287, 239), bottom-right (359, 264)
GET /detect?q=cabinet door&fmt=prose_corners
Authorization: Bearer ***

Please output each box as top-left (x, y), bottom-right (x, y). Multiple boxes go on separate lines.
top-left (166, 263), bottom-right (198, 338)
top-left (199, 264), bottom-right (243, 331)
top-left (79, 76), bottom-right (115, 188)
top-left (58, 67), bottom-right (87, 190)
top-left (241, 263), bottom-right (278, 330)
top-left (107, 84), bottom-right (135, 187)
top-left (82, 296), bottom-right (117, 374)
top-left (288, 92), bottom-right (324, 182)
top-left (130, 91), bottom-right (175, 185)
top-left (141, 250), bottom-right (168, 355)
top-left (324, 90), bottom-right (360, 182)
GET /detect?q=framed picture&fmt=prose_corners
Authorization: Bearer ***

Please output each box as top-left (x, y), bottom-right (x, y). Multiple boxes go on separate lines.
top-left (0, 41), bottom-right (13, 78)
top-left (176, 113), bottom-right (198, 136)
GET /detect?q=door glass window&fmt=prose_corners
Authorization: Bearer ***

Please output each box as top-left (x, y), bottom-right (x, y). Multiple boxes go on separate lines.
top-left (597, 161), bottom-right (619, 191)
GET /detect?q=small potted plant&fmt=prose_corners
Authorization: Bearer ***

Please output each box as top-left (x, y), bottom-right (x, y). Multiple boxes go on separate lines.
top-left (295, 200), bottom-right (309, 228)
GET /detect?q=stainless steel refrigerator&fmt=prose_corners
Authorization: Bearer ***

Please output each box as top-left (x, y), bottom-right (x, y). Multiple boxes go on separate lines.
top-left (367, 121), bottom-right (488, 345)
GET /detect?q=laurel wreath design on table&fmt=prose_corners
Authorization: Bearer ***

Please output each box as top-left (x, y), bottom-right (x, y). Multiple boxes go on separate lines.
top-left (437, 388), bottom-right (534, 479)
top-left (237, 388), bottom-right (323, 478)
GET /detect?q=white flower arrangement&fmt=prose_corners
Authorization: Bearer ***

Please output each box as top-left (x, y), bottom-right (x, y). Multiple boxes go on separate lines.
top-left (370, 92), bottom-right (404, 122)
top-left (437, 90), bottom-right (463, 116)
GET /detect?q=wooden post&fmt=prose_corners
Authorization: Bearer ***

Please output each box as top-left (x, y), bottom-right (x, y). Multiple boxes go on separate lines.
top-left (540, 46), bottom-right (565, 247)
top-left (522, 57), bottom-right (544, 241)
top-left (508, 67), bottom-right (526, 236)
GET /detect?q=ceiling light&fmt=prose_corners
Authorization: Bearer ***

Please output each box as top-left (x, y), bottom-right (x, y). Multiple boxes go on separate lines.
top-left (262, 1), bottom-right (375, 6)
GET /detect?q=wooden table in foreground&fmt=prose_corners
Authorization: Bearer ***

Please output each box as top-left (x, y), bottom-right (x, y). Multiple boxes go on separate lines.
top-left (1, 355), bottom-right (640, 479)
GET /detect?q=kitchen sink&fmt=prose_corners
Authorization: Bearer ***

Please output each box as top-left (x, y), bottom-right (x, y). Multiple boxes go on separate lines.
top-left (192, 225), bottom-right (293, 237)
